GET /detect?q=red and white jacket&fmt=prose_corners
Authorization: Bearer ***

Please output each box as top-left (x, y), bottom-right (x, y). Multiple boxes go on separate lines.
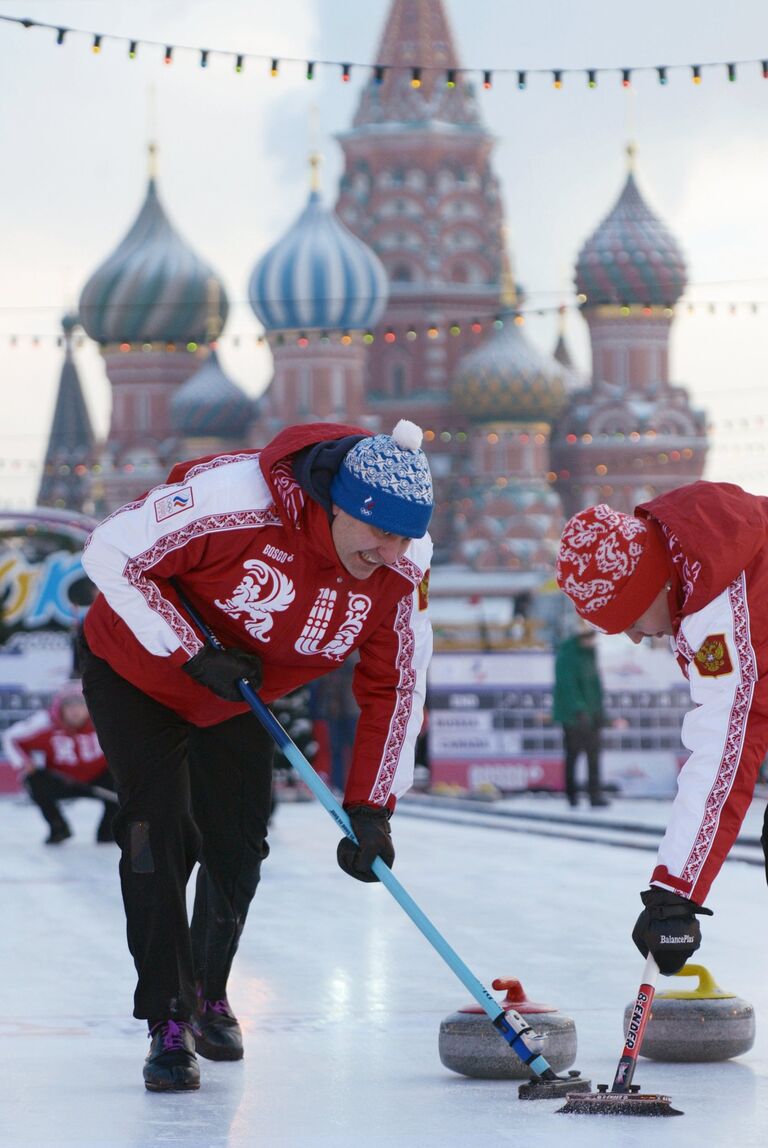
top-left (3, 707), bottom-right (107, 784)
top-left (637, 481), bottom-right (768, 903)
top-left (82, 424), bottom-right (433, 810)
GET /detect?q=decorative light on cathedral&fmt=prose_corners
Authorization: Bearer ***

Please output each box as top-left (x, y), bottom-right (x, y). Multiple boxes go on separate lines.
top-left (235, 54), bottom-right (244, 73)
top-left (270, 58), bottom-right (279, 77)
top-left (306, 60), bottom-right (315, 80)
top-left (483, 70), bottom-right (492, 89)
top-left (341, 63), bottom-right (351, 82)
top-left (446, 69), bottom-right (456, 88)
top-left (514, 313), bottom-right (525, 326)
top-left (128, 40), bottom-right (138, 59)
top-left (340, 332), bottom-right (352, 346)
top-left (727, 63), bottom-right (737, 82)
top-left (621, 69), bottom-right (632, 87)
top-left (552, 70), bottom-right (563, 89)
top-left (362, 331), bottom-right (375, 344)
top-left (374, 65), bottom-right (385, 84)
top-left (426, 325), bottom-right (439, 338)
top-left (449, 323), bottom-right (461, 336)
top-left (92, 34), bottom-right (102, 54)
top-left (384, 330), bottom-right (396, 343)
top-left (517, 71), bottom-right (527, 90)
top-left (406, 328), bottom-right (418, 341)
top-left (164, 45), bottom-right (173, 64)
top-left (410, 67), bottom-right (422, 89)
top-left (56, 27), bottom-right (67, 45)
top-left (587, 70), bottom-right (597, 88)
top-left (200, 49), bottom-right (209, 68)
top-left (297, 333), bottom-right (309, 348)
top-left (657, 66), bottom-right (668, 85)
top-left (470, 320), bottom-right (483, 333)
top-left (692, 65), bottom-right (702, 84)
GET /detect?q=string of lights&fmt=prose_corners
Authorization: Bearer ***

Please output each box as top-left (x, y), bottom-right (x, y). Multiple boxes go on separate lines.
top-left (1, 12), bottom-right (766, 90)
top-left (2, 298), bottom-right (768, 349)
top-left (0, 419), bottom-right (762, 476)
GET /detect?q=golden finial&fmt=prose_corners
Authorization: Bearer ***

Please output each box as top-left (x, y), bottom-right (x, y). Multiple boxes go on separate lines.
top-left (500, 228), bottom-right (518, 308)
top-left (309, 151), bottom-right (322, 193)
top-left (206, 278), bottom-right (222, 344)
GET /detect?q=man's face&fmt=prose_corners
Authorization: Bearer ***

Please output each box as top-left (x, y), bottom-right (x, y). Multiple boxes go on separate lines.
top-left (331, 506), bottom-right (411, 579)
top-left (623, 586), bottom-right (673, 645)
top-left (60, 698), bottom-right (89, 729)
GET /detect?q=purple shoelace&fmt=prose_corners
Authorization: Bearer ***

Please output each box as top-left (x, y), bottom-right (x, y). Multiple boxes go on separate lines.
top-left (151, 1019), bottom-right (189, 1050)
top-left (201, 997), bottom-right (232, 1017)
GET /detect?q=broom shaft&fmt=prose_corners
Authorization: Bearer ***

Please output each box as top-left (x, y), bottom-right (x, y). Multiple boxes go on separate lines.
top-left (610, 953), bottom-right (658, 1092)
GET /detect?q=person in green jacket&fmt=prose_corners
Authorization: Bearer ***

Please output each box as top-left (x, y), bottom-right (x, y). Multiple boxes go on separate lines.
top-left (552, 628), bottom-right (610, 808)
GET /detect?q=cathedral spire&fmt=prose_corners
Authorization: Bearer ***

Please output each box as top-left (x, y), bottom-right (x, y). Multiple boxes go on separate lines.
top-left (352, 0), bottom-right (481, 130)
top-left (37, 315), bottom-right (96, 513)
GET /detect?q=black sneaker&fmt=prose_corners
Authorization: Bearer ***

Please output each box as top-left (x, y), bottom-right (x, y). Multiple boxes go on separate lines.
top-left (192, 996), bottom-right (243, 1062)
top-left (144, 1020), bottom-right (200, 1091)
top-left (45, 823), bottom-right (72, 845)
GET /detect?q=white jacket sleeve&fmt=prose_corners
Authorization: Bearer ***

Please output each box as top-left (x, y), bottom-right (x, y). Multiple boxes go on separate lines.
top-left (81, 456), bottom-right (274, 660)
top-left (651, 573), bottom-right (765, 903)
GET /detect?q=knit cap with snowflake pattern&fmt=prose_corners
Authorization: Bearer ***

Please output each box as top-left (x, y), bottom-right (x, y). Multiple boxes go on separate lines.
top-left (330, 420), bottom-right (433, 539)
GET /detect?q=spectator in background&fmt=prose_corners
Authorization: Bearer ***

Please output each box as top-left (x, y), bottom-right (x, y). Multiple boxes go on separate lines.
top-left (313, 658), bottom-right (360, 793)
top-left (552, 626), bottom-right (610, 808)
top-left (3, 680), bottom-right (115, 844)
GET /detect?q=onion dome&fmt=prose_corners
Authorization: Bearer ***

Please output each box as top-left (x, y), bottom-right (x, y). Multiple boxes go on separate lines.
top-left (79, 178), bottom-right (229, 345)
top-left (452, 320), bottom-right (567, 422)
top-left (248, 189), bottom-right (388, 332)
top-left (575, 162), bottom-right (687, 307)
top-left (170, 350), bottom-right (252, 439)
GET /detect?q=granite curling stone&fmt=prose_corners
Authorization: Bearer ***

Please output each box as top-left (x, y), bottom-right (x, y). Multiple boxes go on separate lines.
top-left (438, 977), bottom-right (578, 1080)
top-left (623, 963), bottom-right (755, 1063)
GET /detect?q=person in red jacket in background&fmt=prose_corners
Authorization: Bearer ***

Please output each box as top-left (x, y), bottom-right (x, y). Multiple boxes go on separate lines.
top-left (556, 481), bottom-right (768, 980)
top-left (78, 419), bottom-right (433, 1093)
top-left (2, 680), bottom-right (115, 845)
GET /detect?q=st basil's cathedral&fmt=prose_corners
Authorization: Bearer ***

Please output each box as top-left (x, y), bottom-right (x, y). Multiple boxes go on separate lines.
top-left (39, 0), bottom-right (708, 600)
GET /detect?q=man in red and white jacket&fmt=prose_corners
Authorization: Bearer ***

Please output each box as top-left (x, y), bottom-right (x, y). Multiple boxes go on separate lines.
top-left (3, 680), bottom-right (115, 844)
top-left (79, 419), bottom-right (433, 1092)
top-left (557, 481), bottom-right (768, 976)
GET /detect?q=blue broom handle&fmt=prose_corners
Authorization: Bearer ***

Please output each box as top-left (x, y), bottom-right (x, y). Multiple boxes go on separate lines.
top-left (177, 591), bottom-right (554, 1076)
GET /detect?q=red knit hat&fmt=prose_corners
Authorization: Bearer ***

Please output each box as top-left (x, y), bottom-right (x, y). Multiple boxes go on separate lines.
top-left (556, 504), bottom-right (669, 634)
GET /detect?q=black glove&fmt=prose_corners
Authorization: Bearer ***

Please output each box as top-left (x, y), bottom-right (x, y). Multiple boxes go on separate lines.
top-left (632, 887), bottom-right (713, 975)
top-left (182, 645), bottom-right (263, 702)
top-left (337, 805), bottom-right (394, 883)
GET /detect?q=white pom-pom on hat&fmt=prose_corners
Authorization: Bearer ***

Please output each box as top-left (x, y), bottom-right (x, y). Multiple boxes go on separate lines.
top-left (392, 419), bottom-right (423, 451)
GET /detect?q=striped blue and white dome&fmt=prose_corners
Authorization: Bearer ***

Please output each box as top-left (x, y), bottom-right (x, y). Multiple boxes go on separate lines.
top-left (79, 178), bottom-right (229, 346)
top-left (248, 190), bottom-right (388, 332)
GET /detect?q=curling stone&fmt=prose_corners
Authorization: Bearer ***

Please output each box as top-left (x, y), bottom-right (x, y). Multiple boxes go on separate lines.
top-left (439, 977), bottom-right (577, 1079)
top-left (623, 963), bottom-right (755, 1062)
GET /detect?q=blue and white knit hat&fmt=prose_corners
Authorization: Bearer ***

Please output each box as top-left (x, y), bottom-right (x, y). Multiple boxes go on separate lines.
top-left (331, 420), bottom-right (433, 539)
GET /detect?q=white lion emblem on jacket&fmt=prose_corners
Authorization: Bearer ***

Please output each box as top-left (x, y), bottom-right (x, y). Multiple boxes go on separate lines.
top-left (215, 559), bottom-right (296, 643)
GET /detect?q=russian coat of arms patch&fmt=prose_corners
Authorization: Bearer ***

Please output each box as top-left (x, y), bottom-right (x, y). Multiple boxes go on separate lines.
top-left (693, 634), bottom-right (733, 678)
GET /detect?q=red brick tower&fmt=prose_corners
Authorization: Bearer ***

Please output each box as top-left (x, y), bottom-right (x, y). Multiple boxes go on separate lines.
top-left (335, 0), bottom-right (505, 554)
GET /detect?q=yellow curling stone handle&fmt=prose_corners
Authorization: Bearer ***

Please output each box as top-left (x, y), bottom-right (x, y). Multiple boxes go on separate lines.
top-left (655, 963), bottom-right (735, 1001)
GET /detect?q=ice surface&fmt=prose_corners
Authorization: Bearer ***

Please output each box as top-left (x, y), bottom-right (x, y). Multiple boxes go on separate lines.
top-left (1, 791), bottom-right (767, 1148)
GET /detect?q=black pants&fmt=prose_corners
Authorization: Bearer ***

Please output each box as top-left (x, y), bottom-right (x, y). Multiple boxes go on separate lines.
top-left (79, 639), bottom-right (274, 1022)
top-left (562, 721), bottom-right (603, 803)
top-left (25, 767), bottom-right (115, 839)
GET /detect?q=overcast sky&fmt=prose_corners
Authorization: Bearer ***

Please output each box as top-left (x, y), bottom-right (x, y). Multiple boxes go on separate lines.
top-left (1, 0), bottom-right (767, 508)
